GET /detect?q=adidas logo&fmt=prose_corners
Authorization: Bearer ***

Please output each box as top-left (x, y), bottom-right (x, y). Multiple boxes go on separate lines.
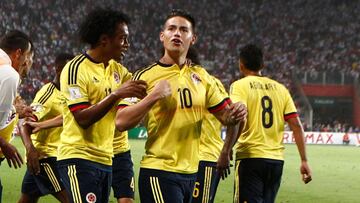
top-left (93, 77), bottom-right (99, 83)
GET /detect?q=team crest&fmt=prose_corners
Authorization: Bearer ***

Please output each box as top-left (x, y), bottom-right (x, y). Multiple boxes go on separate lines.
top-left (114, 72), bottom-right (120, 84)
top-left (86, 192), bottom-right (97, 203)
top-left (191, 73), bottom-right (202, 84)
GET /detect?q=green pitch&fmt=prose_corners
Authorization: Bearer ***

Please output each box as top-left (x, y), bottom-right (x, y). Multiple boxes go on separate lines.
top-left (1, 137), bottom-right (359, 202)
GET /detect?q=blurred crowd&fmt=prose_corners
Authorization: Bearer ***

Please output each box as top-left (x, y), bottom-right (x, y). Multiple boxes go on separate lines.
top-left (1, 0), bottom-right (359, 131)
top-left (306, 121), bottom-right (360, 133)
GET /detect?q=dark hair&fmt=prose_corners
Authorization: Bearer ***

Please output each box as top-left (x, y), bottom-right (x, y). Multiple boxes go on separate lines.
top-left (0, 30), bottom-right (33, 54)
top-left (164, 9), bottom-right (196, 31)
top-left (239, 44), bottom-right (263, 71)
top-left (186, 46), bottom-right (201, 65)
top-left (79, 8), bottom-right (130, 48)
top-left (55, 53), bottom-right (74, 71)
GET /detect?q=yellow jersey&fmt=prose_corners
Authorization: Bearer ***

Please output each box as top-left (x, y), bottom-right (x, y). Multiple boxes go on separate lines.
top-left (31, 83), bottom-right (63, 158)
top-left (129, 62), bottom-right (229, 174)
top-left (113, 130), bottom-right (130, 154)
top-left (199, 77), bottom-right (228, 162)
top-left (230, 76), bottom-right (298, 161)
top-left (0, 107), bottom-right (18, 158)
top-left (59, 54), bottom-right (132, 165)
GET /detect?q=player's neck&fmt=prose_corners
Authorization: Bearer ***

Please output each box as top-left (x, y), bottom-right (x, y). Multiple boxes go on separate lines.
top-left (160, 52), bottom-right (186, 68)
top-left (244, 70), bottom-right (262, 77)
top-left (86, 49), bottom-right (110, 67)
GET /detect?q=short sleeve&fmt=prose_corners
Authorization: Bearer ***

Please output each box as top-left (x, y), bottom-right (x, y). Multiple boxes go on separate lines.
top-left (229, 80), bottom-right (248, 106)
top-left (205, 74), bottom-right (230, 113)
top-left (31, 84), bottom-right (54, 121)
top-left (283, 88), bottom-right (298, 120)
top-left (60, 61), bottom-right (90, 112)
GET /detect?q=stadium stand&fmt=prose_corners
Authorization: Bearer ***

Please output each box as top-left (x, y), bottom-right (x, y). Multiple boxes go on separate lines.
top-left (1, 0), bottom-right (359, 130)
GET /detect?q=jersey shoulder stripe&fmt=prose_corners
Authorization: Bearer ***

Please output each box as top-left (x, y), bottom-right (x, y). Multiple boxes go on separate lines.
top-left (67, 55), bottom-right (82, 85)
top-left (132, 63), bottom-right (157, 80)
top-left (38, 83), bottom-right (55, 105)
top-left (68, 55), bottom-right (86, 85)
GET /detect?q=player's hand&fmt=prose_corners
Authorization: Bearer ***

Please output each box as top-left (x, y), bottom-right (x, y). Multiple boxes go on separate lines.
top-left (23, 121), bottom-right (42, 133)
top-left (216, 151), bottom-right (231, 180)
top-left (300, 161), bottom-right (312, 184)
top-left (112, 80), bottom-right (148, 99)
top-left (15, 103), bottom-right (34, 119)
top-left (26, 146), bottom-right (41, 175)
top-left (227, 102), bottom-right (247, 124)
top-left (0, 142), bottom-right (23, 169)
top-left (151, 80), bottom-right (172, 100)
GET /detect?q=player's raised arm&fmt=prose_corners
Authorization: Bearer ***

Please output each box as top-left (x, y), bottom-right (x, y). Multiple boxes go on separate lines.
top-left (71, 80), bottom-right (147, 129)
top-left (115, 80), bottom-right (171, 132)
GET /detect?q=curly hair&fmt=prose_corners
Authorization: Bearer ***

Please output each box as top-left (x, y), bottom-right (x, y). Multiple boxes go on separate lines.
top-left (239, 44), bottom-right (264, 71)
top-left (79, 8), bottom-right (130, 48)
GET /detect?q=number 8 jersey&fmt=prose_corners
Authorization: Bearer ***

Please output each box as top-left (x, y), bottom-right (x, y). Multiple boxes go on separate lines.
top-left (129, 62), bottom-right (229, 174)
top-left (230, 76), bottom-right (298, 161)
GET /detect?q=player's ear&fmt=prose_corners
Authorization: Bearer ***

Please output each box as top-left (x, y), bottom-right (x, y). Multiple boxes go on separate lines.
top-left (239, 61), bottom-right (245, 72)
top-left (99, 34), bottom-right (109, 47)
top-left (190, 33), bottom-right (197, 45)
top-left (9, 48), bottom-right (22, 63)
top-left (160, 31), bottom-right (165, 43)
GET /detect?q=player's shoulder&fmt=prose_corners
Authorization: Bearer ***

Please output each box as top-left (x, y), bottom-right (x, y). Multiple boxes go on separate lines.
top-left (38, 82), bottom-right (53, 92)
top-left (33, 82), bottom-right (57, 104)
top-left (263, 76), bottom-right (288, 90)
top-left (61, 54), bottom-right (86, 75)
top-left (61, 54), bottom-right (90, 85)
top-left (0, 64), bottom-right (19, 82)
top-left (132, 62), bottom-right (158, 80)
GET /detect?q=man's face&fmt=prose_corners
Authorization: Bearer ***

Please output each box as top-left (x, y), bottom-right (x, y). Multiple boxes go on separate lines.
top-left (17, 43), bottom-right (33, 78)
top-left (160, 16), bottom-right (196, 56)
top-left (106, 22), bottom-right (130, 62)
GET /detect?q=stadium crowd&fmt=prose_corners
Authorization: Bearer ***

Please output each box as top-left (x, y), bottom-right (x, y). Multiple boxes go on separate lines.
top-left (1, 0), bottom-right (359, 130)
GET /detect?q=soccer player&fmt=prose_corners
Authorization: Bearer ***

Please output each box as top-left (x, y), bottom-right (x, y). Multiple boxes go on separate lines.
top-left (185, 47), bottom-right (226, 203)
top-left (112, 130), bottom-right (135, 203)
top-left (230, 44), bottom-right (312, 203)
top-left (115, 9), bottom-right (246, 203)
top-left (17, 53), bottom-right (74, 203)
top-left (24, 100), bottom-right (136, 203)
top-left (0, 30), bottom-right (34, 201)
top-left (57, 8), bottom-right (147, 203)
top-left (192, 76), bottom-right (226, 203)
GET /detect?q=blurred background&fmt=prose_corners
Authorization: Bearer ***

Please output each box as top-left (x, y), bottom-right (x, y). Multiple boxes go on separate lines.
top-left (1, 0), bottom-right (359, 132)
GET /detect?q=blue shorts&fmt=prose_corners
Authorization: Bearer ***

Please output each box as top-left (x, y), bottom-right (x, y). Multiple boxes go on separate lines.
top-left (192, 161), bottom-right (220, 203)
top-left (112, 150), bottom-right (135, 199)
top-left (234, 158), bottom-right (284, 203)
top-left (21, 157), bottom-right (64, 197)
top-left (139, 168), bottom-right (196, 203)
top-left (58, 158), bottom-right (112, 203)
